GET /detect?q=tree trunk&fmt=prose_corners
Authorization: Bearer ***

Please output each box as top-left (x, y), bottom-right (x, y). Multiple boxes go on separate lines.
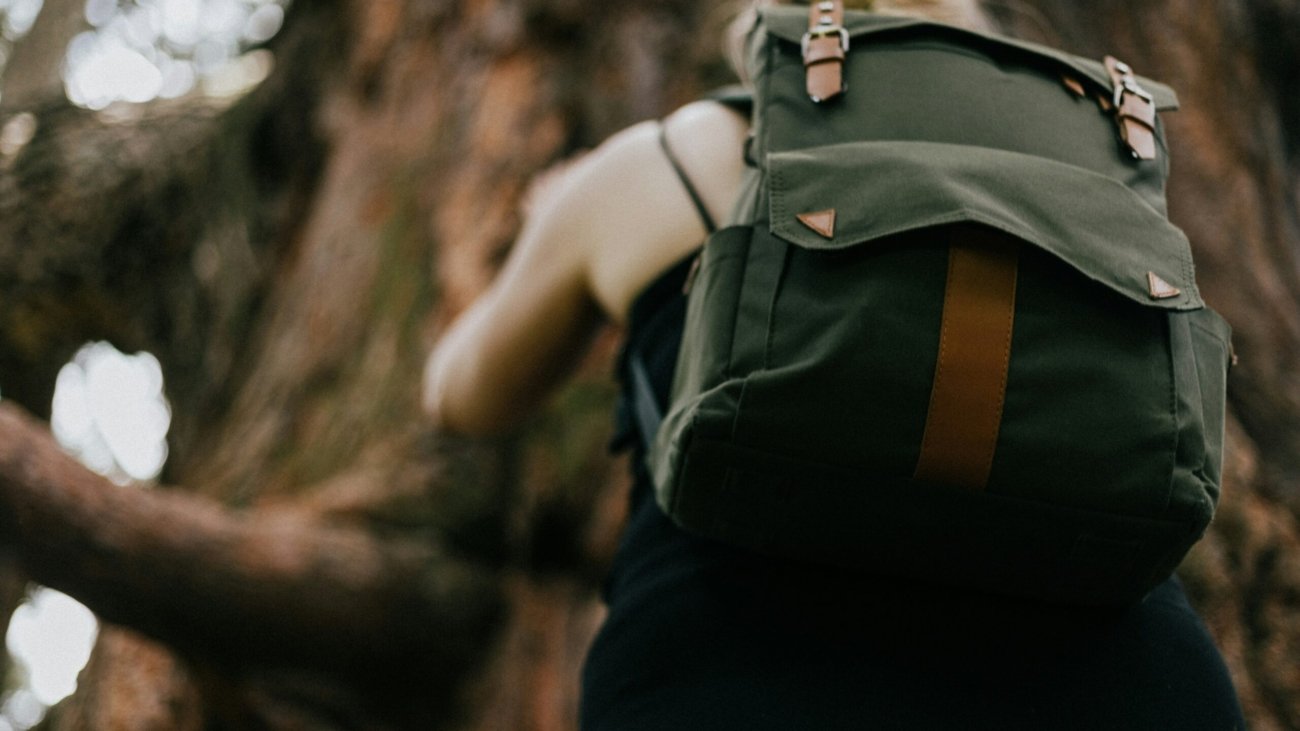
top-left (0, 1), bottom-right (1295, 729)
top-left (0, 0), bottom-right (87, 112)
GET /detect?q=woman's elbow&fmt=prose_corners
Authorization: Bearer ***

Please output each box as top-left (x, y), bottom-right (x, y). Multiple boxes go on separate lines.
top-left (420, 350), bottom-right (462, 432)
top-left (420, 353), bottom-right (517, 437)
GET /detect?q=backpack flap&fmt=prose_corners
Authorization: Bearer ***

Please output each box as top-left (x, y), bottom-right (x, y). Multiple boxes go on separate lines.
top-left (767, 139), bottom-right (1202, 311)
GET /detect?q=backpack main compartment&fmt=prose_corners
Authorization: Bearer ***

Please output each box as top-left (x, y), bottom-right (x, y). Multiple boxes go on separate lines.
top-left (648, 7), bottom-right (1232, 606)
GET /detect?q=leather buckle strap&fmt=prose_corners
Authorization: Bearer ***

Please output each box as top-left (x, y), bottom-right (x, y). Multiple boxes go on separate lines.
top-left (802, 0), bottom-right (847, 103)
top-left (1104, 56), bottom-right (1158, 160)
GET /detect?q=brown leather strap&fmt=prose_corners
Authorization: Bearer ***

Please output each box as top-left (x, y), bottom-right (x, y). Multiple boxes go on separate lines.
top-left (804, 0), bottom-right (847, 103)
top-left (913, 226), bottom-right (1019, 491)
top-left (1104, 56), bottom-right (1158, 161)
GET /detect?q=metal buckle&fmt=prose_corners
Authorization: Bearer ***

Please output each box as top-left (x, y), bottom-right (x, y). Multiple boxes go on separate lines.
top-left (800, 26), bottom-right (850, 59)
top-left (1111, 62), bottom-right (1153, 109)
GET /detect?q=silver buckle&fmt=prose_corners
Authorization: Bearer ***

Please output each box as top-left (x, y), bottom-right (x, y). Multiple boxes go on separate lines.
top-left (1111, 61), bottom-right (1153, 109)
top-left (800, 26), bottom-right (850, 58)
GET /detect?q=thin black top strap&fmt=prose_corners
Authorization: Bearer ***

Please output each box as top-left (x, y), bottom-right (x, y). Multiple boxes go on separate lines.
top-left (658, 124), bottom-right (718, 234)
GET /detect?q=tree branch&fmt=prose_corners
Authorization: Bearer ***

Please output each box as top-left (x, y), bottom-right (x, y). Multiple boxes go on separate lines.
top-left (0, 402), bottom-right (502, 687)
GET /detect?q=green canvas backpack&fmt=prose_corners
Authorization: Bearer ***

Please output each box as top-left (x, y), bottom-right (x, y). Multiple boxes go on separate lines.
top-left (643, 2), bottom-right (1233, 606)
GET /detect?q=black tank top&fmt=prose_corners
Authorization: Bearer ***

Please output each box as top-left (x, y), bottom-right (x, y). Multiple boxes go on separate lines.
top-left (580, 121), bottom-right (1244, 731)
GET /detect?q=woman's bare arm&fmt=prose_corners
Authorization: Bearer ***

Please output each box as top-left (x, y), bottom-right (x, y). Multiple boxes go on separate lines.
top-left (422, 102), bottom-right (747, 436)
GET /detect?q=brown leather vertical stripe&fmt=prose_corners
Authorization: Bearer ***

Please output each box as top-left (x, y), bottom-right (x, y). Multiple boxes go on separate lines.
top-left (913, 227), bottom-right (1019, 491)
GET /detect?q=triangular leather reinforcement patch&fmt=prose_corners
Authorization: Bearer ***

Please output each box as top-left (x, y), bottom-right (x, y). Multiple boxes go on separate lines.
top-left (796, 209), bottom-right (836, 239)
top-left (1147, 271), bottom-right (1181, 300)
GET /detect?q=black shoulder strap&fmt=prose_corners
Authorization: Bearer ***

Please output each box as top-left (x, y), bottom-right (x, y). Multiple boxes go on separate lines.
top-left (629, 353), bottom-right (664, 451)
top-left (658, 124), bottom-right (718, 234)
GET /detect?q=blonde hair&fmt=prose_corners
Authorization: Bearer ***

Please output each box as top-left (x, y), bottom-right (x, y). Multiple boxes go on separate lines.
top-left (724, 0), bottom-right (991, 83)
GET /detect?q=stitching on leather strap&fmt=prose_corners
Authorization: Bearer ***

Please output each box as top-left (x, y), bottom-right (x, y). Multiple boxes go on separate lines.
top-left (913, 226), bottom-right (1019, 491)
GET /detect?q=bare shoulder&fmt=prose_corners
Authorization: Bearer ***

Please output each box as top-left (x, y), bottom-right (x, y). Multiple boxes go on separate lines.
top-left (584, 100), bottom-right (750, 320)
top-left (664, 98), bottom-right (750, 138)
top-left (661, 100), bottom-right (751, 180)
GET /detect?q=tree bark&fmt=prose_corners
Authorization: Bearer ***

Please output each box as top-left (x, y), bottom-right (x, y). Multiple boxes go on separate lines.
top-left (0, 403), bottom-right (501, 670)
top-left (0, 1), bottom-right (1294, 729)
top-left (0, 0), bottom-right (87, 112)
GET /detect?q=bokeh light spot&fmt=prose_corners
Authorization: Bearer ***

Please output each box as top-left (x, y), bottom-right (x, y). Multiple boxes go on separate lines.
top-left (5, 589), bottom-right (98, 708)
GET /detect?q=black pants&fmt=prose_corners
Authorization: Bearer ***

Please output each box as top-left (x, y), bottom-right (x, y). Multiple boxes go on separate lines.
top-left (582, 491), bottom-right (1245, 731)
